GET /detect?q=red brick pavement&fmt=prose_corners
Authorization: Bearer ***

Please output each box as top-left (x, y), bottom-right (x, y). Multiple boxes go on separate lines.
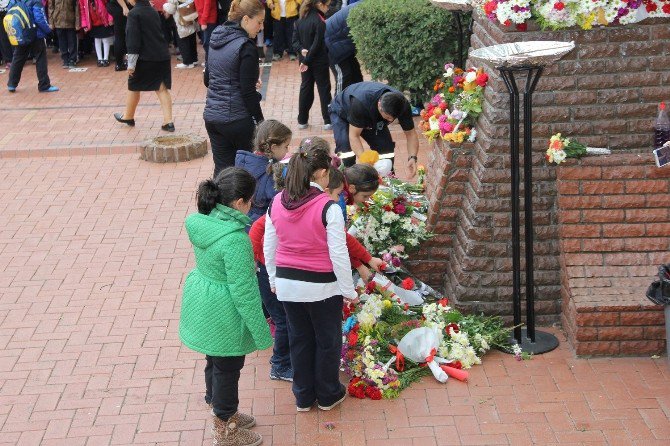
top-left (1, 49), bottom-right (670, 446)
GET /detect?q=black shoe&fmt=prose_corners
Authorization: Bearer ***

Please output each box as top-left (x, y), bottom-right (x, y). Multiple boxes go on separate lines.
top-left (114, 112), bottom-right (135, 126)
top-left (97, 60), bottom-right (104, 67)
top-left (103, 60), bottom-right (110, 67)
top-left (161, 122), bottom-right (175, 132)
top-left (115, 63), bottom-right (127, 71)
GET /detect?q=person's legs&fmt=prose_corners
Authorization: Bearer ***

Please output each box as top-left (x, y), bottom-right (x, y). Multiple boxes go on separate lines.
top-left (32, 39), bottom-right (52, 91)
top-left (329, 110), bottom-right (350, 153)
top-left (272, 18), bottom-right (285, 57)
top-left (206, 119), bottom-right (254, 177)
top-left (264, 6), bottom-right (273, 44)
top-left (313, 63), bottom-right (332, 124)
top-left (285, 16), bottom-right (297, 57)
top-left (350, 56), bottom-right (363, 85)
top-left (94, 38), bottom-right (104, 61)
top-left (283, 301), bottom-right (317, 408)
top-left (257, 264), bottom-right (291, 372)
top-left (155, 83), bottom-right (173, 125)
top-left (361, 125), bottom-right (395, 169)
top-left (210, 355), bottom-right (245, 420)
top-left (8, 44), bottom-right (29, 88)
top-left (204, 355), bottom-right (213, 404)
top-left (56, 29), bottom-right (69, 65)
top-left (102, 37), bottom-right (113, 62)
top-left (123, 91), bottom-right (141, 119)
top-left (202, 24), bottom-right (215, 61)
top-left (297, 68), bottom-right (315, 125)
top-left (308, 295), bottom-right (345, 407)
top-left (112, 12), bottom-right (127, 68)
top-left (177, 34), bottom-right (197, 65)
top-left (331, 63), bottom-right (343, 96)
top-left (66, 29), bottom-right (78, 65)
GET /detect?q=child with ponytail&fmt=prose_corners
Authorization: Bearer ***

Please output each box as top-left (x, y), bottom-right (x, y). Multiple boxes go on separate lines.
top-left (179, 167), bottom-right (272, 446)
top-left (264, 145), bottom-right (356, 412)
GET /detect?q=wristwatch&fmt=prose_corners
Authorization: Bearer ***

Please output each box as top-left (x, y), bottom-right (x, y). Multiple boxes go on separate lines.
top-left (408, 155), bottom-right (418, 162)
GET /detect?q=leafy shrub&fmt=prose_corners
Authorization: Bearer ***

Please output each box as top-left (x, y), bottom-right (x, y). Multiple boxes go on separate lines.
top-left (348, 0), bottom-right (467, 103)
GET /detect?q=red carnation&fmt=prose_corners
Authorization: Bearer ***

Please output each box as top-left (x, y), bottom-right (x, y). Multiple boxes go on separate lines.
top-left (401, 278), bottom-right (415, 290)
top-left (348, 331), bottom-right (358, 347)
top-left (365, 386), bottom-right (383, 400)
top-left (475, 72), bottom-right (489, 87)
top-left (347, 378), bottom-right (366, 399)
top-left (365, 281), bottom-right (377, 294)
top-left (554, 1), bottom-right (564, 10)
top-left (646, 2), bottom-right (657, 12)
top-left (664, 3), bottom-right (670, 14)
top-left (516, 23), bottom-right (527, 31)
top-left (445, 323), bottom-right (460, 335)
top-left (503, 19), bottom-right (511, 26)
top-left (483, 1), bottom-right (497, 15)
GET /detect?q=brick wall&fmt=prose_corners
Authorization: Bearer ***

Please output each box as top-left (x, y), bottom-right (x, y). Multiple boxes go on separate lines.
top-left (407, 12), bottom-right (670, 322)
top-left (557, 153), bottom-right (669, 355)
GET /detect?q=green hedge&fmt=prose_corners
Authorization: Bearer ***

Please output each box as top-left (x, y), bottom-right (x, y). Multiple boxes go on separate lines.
top-left (348, 0), bottom-right (466, 103)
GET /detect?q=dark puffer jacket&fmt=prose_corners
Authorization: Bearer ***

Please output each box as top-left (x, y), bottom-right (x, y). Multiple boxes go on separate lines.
top-left (325, 3), bottom-right (358, 66)
top-left (234, 150), bottom-right (280, 224)
top-left (204, 22), bottom-right (264, 124)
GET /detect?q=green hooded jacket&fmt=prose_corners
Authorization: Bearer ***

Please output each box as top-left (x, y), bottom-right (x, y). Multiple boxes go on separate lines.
top-left (179, 204), bottom-right (273, 357)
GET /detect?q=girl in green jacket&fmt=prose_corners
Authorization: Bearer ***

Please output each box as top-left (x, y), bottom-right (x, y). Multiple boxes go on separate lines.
top-left (180, 167), bottom-right (273, 446)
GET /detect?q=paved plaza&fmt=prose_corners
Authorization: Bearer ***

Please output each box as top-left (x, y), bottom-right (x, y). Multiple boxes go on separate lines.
top-left (1, 49), bottom-right (669, 445)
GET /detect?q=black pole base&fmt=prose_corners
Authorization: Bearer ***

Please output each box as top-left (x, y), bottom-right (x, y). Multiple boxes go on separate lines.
top-left (507, 329), bottom-right (559, 355)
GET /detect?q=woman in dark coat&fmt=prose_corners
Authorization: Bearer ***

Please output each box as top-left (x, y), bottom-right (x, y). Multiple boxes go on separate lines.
top-left (113, 0), bottom-right (175, 131)
top-left (294, 0), bottom-right (331, 131)
top-left (203, 0), bottom-right (265, 177)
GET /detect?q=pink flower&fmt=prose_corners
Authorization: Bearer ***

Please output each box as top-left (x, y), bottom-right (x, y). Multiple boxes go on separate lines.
top-left (439, 121), bottom-right (455, 134)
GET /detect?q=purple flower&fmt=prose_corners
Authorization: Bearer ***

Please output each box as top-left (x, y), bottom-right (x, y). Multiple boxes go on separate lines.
top-left (392, 257), bottom-right (401, 267)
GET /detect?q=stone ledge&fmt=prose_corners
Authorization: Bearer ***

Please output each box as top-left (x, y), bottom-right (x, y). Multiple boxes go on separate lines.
top-left (139, 134), bottom-right (208, 163)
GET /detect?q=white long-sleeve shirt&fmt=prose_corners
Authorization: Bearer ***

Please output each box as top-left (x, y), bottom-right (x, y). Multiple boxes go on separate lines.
top-left (264, 184), bottom-right (356, 302)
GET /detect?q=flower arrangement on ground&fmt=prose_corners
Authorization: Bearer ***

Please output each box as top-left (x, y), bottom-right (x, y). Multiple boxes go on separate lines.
top-left (545, 133), bottom-right (611, 165)
top-left (478, 0), bottom-right (670, 31)
top-left (349, 179), bottom-right (431, 264)
top-left (419, 64), bottom-right (488, 144)
top-left (342, 282), bottom-right (511, 399)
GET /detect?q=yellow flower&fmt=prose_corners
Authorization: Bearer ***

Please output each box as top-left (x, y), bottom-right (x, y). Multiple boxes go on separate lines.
top-left (462, 81), bottom-right (476, 92)
top-left (359, 150), bottom-right (380, 165)
top-left (383, 300), bottom-right (392, 309)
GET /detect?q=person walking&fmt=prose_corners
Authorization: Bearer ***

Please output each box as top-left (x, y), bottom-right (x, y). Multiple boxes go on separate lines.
top-left (6, 0), bottom-right (59, 92)
top-left (113, 0), bottom-right (174, 131)
top-left (204, 0), bottom-right (265, 177)
top-left (294, 0), bottom-right (331, 130)
top-left (47, 0), bottom-right (78, 68)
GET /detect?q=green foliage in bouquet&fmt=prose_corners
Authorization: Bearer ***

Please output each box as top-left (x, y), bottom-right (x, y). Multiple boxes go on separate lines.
top-left (348, 0), bottom-right (469, 103)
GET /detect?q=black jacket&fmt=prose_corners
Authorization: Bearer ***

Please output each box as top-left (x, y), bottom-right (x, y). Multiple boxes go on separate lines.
top-left (126, 0), bottom-right (170, 61)
top-left (204, 22), bottom-right (264, 124)
top-left (325, 4), bottom-right (357, 66)
top-left (294, 10), bottom-right (328, 67)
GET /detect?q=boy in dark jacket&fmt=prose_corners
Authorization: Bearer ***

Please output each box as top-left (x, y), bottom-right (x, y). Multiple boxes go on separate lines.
top-left (7, 0), bottom-right (59, 92)
top-left (324, 3), bottom-right (362, 96)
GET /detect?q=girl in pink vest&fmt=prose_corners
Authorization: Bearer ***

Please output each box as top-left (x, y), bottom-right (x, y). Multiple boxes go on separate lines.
top-left (264, 145), bottom-right (357, 412)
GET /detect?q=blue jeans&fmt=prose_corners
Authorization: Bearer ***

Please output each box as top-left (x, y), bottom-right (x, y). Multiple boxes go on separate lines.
top-left (257, 263), bottom-right (291, 370)
top-left (283, 295), bottom-right (344, 408)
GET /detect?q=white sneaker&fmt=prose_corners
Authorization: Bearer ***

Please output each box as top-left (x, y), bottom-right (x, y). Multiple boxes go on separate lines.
top-left (298, 123), bottom-right (308, 130)
top-left (175, 63), bottom-right (196, 69)
top-left (324, 124), bottom-right (332, 130)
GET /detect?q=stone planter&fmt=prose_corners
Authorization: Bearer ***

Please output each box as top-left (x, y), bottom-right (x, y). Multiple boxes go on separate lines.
top-left (139, 134), bottom-right (208, 163)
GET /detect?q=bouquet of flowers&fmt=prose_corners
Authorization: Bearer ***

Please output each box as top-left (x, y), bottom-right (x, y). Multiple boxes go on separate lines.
top-left (545, 133), bottom-right (611, 165)
top-left (482, 0), bottom-right (532, 30)
top-left (342, 281), bottom-right (511, 399)
top-left (349, 180), bottom-right (432, 263)
top-left (419, 64), bottom-right (488, 145)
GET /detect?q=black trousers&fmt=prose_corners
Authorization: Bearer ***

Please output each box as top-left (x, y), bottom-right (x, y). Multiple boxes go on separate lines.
top-left (264, 6), bottom-right (273, 40)
top-left (331, 56), bottom-right (363, 96)
top-left (8, 38), bottom-right (51, 91)
top-left (272, 16), bottom-right (297, 56)
top-left (0, 11), bottom-right (13, 64)
top-left (205, 117), bottom-right (255, 178)
top-left (298, 62), bottom-right (331, 125)
top-left (204, 355), bottom-right (245, 421)
top-left (283, 295), bottom-right (344, 408)
top-left (110, 10), bottom-right (127, 64)
top-left (55, 28), bottom-right (77, 65)
top-left (177, 33), bottom-right (198, 65)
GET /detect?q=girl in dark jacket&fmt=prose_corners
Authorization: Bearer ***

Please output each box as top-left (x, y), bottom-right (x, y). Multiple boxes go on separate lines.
top-left (294, 0), bottom-right (331, 131)
top-left (204, 0), bottom-right (265, 178)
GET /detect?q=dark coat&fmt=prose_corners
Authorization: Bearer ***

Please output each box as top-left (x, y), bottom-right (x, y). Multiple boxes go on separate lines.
top-left (126, 0), bottom-right (170, 61)
top-left (324, 3), bottom-right (357, 66)
top-left (204, 22), bottom-right (263, 124)
top-left (234, 150), bottom-right (280, 224)
top-left (294, 9), bottom-right (328, 67)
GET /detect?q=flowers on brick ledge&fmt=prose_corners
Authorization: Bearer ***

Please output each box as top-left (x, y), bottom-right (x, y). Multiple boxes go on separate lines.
top-left (545, 133), bottom-right (611, 165)
top-left (419, 64), bottom-right (488, 145)
top-left (476, 0), bottom-right (670, 31)
top-left (342, 282), bottom-right (512, 399)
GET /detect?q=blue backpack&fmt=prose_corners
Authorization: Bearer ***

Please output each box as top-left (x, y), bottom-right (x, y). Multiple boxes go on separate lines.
top-left (2, 0), bottom-right (36, 46)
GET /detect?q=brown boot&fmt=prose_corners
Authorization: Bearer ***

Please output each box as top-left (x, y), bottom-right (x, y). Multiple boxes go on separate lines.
top-left (212, 415), bottom-right (262, 446)
top-left (210, 410), bottom-right (255, 429)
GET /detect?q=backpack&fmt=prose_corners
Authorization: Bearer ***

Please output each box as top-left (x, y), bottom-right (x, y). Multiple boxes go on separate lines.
top-left (2, 0), bottom-right (36, 46)
top-left (646, 263), bottom-right (670, 306)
